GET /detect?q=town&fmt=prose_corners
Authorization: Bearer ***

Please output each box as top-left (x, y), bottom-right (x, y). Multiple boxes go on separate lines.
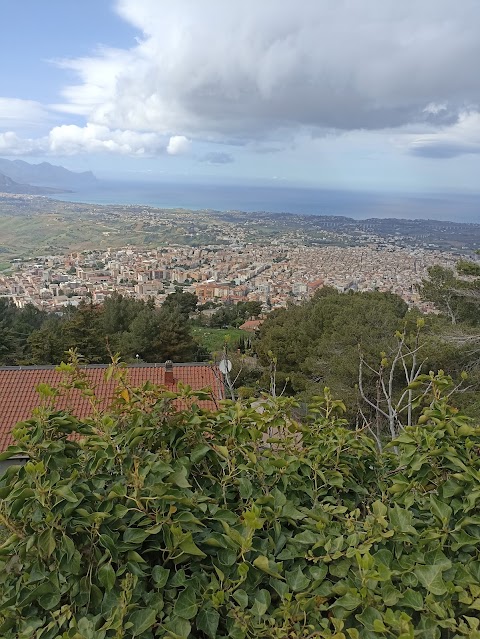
top-left (0, 241), bottom-right (458, 313)
top-left (1, 194), bottom-right (476, 315)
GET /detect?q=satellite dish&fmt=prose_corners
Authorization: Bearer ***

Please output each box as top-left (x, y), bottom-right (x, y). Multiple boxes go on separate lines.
top-left (219, 359), bottom-right (232, 375)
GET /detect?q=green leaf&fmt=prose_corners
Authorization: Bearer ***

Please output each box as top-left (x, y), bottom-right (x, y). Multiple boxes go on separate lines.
top-left (281, 501), bottom-right (305, 520)
top-left (441, 478), bottom-right (463, 499)
top-left (165, 617), bottom-right (191, 639)
top-left (215, 445), bottom-right (229, 459)
top-left (152, 566), bottom-right (170, 587)
top-left (271, 578), bottom-right (289, 598)
top-left (414, 564), bottom-right (447, 596)
top-left (373, 619), bottom-right (387, 632)
top-left (292, 529), bottom-right (319, 545)
top-left (401, 588), bottom-right (424, 610)
top-left (38, 529), bottom-right (56, 558)
top-left (169, 467), bottom-right (191, 488)
top-left (233, 589), bottom-right (249, 608)
top-left (129, 607), bottom-right (157, 636)
top-left (123, 528), bottom-right (149, 544)
top-left (179, 533), bottom-right (206, 558)
top-left (286, 566), bottom-right (310, 592)
top-left (197, 607), bottom-right (220, 638)
top-left (253, 555), bottom-right (283, 578)
top-left (53, 485), bottom-right (78, 503)
top-left (389, 505), bottom-right (417, 535)
top-left (356, 607), bottom-right (384, 631)
top-left (190, 444), bottom-right (211, 464)
top-left (429, 495), bottom-right (452, 523)
top-left (451, 529), bottom-right (479, 551)
top-left (333, 591), bottom-right (362, 611)
top-left (0, 447), bottom-right (26, 461)
top-left (238, 477), bottom-right (253, 499)
top-left (38, 591), bottom-right (61, 610)
top-left (250, 589), bottom-right (271, 617)
top-left (174, 586), bottom-right (198, 620)
top-left (98, 562), bottom-right (116, 591)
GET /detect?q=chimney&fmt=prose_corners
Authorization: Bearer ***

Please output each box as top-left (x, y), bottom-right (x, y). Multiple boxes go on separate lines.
top-left (164, 360), bottom-right (174, 385)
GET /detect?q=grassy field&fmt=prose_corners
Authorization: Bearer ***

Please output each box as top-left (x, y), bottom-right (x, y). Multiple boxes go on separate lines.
top-left (192, 326), bottom-right (248, 355)
top-left (0, 261), bottom-right (12, 271)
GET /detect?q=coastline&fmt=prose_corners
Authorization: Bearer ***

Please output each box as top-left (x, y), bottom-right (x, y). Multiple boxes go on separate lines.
top-left (50, 180), bottom-right (480, 224)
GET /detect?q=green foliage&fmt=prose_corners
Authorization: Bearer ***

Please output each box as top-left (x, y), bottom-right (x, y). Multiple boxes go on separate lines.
top-left (0, 366), bottom-right (480, 637)
top-left (0, 299), bottom-right (47, 365)
top-left (161, 291), bottom-right (198, 319)
top-left (121, 305), bottom-right (197, 362)
top-left (256, 289), bottom-right (409, 405)
top-left (419, 264), bottom-right (480, 326)
top-left (456, 260), bottom-right (480, 278)
top-left (0, 294), bottom-right (203, 366)
top-left (209, 301), bottom-right (262, 329)
top-left (191, 327), bottom-right (248, 356)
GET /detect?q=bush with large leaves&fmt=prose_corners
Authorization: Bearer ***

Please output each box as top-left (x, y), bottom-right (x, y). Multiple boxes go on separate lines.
top-left (0, 368), bottom-right (480, 638)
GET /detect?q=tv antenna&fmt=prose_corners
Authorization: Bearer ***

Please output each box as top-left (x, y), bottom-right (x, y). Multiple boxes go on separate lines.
top-left (219, 356), bottom-right (234, 400)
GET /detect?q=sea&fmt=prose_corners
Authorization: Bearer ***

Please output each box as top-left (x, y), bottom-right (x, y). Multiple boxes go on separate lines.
top-left (53, 180), bottom-right (480, 224)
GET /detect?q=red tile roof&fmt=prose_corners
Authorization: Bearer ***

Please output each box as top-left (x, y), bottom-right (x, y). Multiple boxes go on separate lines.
top-left (239, 319), bottom-right (263, 332)
top-left (0, 364), bottom-right (224, 453)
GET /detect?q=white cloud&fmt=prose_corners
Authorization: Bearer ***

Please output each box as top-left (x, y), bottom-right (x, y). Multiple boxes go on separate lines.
top-left (49, 123), bottom-right (165, 155)
top-left (0, 124), bottom-right (168, 156)
top-left (199, 151), bottom-right (234, 164)
top-left (49, 0), bottom-right (480, 143)
top-left (0, 131), bottom-right (45, 155)
top-left (166, 135), bottom-right (191, 155)
top-left (5, 1), bottom-right (480, 159)
top-left (0, 98), bottom-right (49, 129)
top-left (408, 111), bottom-right (480, 158)
top-left (423, 103), bottom-right (447, 116)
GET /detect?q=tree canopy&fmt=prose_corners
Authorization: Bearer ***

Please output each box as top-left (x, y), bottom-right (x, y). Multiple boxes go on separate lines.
top-left (255, 289), bottom-right (410, 403)
top-left (0, 294), bottom-right (203, 366)
top-left (419, 262), bottom-right (480, 326)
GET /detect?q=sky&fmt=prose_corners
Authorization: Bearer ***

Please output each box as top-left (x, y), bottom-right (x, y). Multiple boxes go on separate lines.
top-left (1, 0), bottom-right (480, 192)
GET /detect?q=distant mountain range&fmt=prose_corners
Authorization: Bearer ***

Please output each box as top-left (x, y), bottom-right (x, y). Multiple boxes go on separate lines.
top-left (0, 158), bottom-right (97, 189)
top-left (0, 172), bottom-right (70, 195)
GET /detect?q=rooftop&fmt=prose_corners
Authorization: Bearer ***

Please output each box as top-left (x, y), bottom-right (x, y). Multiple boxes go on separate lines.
top-left (0, 363), bottom-right (224, 453)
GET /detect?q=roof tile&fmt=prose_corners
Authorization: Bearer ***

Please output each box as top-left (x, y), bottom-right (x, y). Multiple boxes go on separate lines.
top-left (0, 364), bottom-right (224, 452)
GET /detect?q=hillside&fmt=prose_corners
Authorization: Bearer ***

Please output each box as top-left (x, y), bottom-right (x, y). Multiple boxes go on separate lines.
top-left (0, 158), bottom-right (96, 187)
top-left (0, 172), bottom-right (69, 195)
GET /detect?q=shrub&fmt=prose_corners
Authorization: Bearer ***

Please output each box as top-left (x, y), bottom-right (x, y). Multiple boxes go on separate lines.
top-left (0, 367), bottom-right (479, 638)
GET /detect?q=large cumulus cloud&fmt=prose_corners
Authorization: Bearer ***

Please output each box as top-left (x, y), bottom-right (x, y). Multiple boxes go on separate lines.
top-left (0, 125), bottom-right (184, 157)
top-left (56, 1), bottom-right (480, 137)
top-left (4, 0), bottom-right (480, 157)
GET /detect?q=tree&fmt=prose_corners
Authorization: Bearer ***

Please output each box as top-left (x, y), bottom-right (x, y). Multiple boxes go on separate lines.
top-left (0, 299), bottom-right (16, 365)
top-left (121, 306), bottom-right (197, 362)
top-left (209, 301), bottom-right (262, 329)
top-left (419, 263), bottom-right (480, 326)
top-left (101, 293), bottom-right (145, 352)
top-left (256, 289), bottom-right (409, 409)
top-left (162, 290), bottom-right (198, 319)
top-left (27, 316), bottom-right (66, 364)
top-left (61, 302), bottom-right (107, 363)
top-left (0, 300), bottom-right (47, 365)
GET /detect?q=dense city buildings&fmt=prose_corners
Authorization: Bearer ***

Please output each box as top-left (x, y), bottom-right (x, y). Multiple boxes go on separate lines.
top-left (0, 242), bottom-right (457, 313)
top-left (1, 194), bottom-right (476, 315)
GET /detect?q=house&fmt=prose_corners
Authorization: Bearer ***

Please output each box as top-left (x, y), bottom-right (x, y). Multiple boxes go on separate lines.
top-left (239, 319), bottom-right (264, 332)
top-left (0, 362), bottom-right (224, 464)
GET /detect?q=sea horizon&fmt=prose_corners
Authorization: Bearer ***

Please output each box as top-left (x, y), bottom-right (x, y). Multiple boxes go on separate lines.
top-left (52, 179), bottom-right (480, 225)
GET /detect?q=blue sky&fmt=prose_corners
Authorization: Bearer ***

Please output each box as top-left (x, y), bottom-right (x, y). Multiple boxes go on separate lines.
top-left (1, 0), bottom-right (480, 193)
